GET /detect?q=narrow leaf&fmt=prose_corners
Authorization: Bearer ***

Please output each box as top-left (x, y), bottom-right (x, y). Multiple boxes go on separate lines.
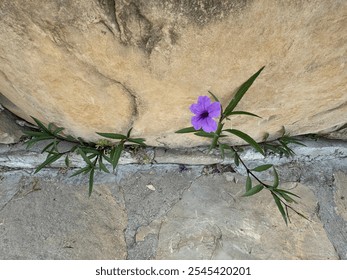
top-left (224, 129), bottom-right (264, 155)
top-left (223, 66), bottom-right (265, 116)
top-left (276, 189), bottom-right (301, 199)
top-left (24, 130), bottom-right (46, 137)
top-left (96, 132), bottom-right (127, 140)
top-left (127, 138), bottom-right (146, 145)
top-left (208, 91), bottom-right (220, 102)
top-left (234, 153), bottom-right (239, 166)
top-left (277, 192), bottom-right (297, 203)
top-left (227, 111), bottom-right (261, 118)
top-left (34, 153), bottom-right (62, 174)
top-left (246, 175), bottom-right (252, 192)
top-left (77, 148), bottom-right (92, 166)
top-left (98, 156), bottom-right (109, 173)
top-left (272, 193), bottom-right (288, 225)
top-left (70, 166), bottom-right (91, 177)
top-left (194, 131), bottom-right (216, 138)
top-left (175, 127), bottom-right (196, 134)
top-left (53, 127), bottom-right (65, 135)
top-left (31, 117), bottom-right (51, 134)
top-left (41, 142), bottom-right (55, 154)
top-left (88, 168), bottom-right (95, 197)
top-left (252, 164), bottom-right (273, 172)
top-left (242, 184), bottom-right (264, 197)
top-left (65, 155), bottom-right (70, 167)
top-left (273, 167), bottom-right (279, 188)
top-left (127, 127), bottom-right (133, 138)
top-left (111, 143), bottom-right (123, 170)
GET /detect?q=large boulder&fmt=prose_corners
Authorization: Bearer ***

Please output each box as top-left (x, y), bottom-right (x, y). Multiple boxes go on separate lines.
top-left (0, 0), bottom-right (346, 147)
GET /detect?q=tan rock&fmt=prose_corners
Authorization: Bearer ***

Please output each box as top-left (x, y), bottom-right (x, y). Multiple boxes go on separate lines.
top-left (0, 0), bottom-right (346, 147)
top-left (156, 175), bottom-right (338, 260)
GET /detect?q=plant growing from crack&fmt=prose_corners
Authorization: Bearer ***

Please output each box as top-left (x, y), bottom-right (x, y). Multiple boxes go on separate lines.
top-left (176, 66), bottom-right (308, 224)
top-left (24, 119), bottom-right (145, 196)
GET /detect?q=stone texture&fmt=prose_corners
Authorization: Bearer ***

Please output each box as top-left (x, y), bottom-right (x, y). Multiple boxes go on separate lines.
top-left (0, 0), bottom-right (346, 147)
top-left (155, 174), bottom-right (338, 260)
top-left (0, 105), bottom-right (24, 144)
top-left (0, 171), bottom-right (127, 259)
top-left (334, 171), bottom-right (347, 221)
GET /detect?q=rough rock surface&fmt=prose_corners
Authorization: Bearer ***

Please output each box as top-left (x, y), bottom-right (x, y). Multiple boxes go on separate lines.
top-left (0, 138), bottom-right (346, 259)
top-left (0, 0), bottom-right (346, 147)
top-left (0, 171), bottom-right (127, 259)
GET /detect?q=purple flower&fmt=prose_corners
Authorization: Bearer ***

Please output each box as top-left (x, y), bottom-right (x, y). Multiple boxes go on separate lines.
top-left (190, 96), bottom-right (221, 133)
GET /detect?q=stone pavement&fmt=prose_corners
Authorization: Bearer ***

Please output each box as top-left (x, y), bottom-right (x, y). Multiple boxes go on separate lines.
top-left (0, 139), bottom-right (346, 260)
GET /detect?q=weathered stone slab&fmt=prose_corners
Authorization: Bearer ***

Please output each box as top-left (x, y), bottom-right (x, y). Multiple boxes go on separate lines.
top-left (0, 171), bottom-right (127, 259)
top-left (156, 174), bottom-right (338, 259)
top-left (0, 1), bottom-right (346, 147)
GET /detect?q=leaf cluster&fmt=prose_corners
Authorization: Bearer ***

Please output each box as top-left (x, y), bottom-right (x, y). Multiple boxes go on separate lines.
top-left (261, 130), bottom-right (306, 157)
top-left (176, 66), bottom-right (308, 224)
top-left (24, 118), bottom-right (145, 196)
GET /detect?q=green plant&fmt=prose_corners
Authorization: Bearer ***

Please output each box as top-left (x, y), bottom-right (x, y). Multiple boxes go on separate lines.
top-left (24, 118), bottom-right (145, 196)
top-left (176, 66), bottom-right (308, 224)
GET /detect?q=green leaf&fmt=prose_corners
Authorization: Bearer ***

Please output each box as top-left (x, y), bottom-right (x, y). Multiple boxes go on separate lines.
top-left (31, 117), bottom-right (51, 134)
top-left (272, 167), bottom-right (279, 188)
top-left (41, 142), bottom-right (55, 154)
top-left (24, 130), bottom-right (46, 137)
top-left (223, 66), bottom-right (265, 117)
top-left (127, 127), bottom-right (133, 138)
top-left (276, 189), bottom-right (301, 199)
top-left (88, 168), bottom-right (95, 197)
top-left (34, 153), bottom-right (62, 174)
top-left (70, 166), bottom-right (92, 177)
top-left (246, 175), bottom-right (252, 192)
top-left (25, 136), bottom-right (55, 148)
top-left (96, 132), bottom-right (127, 140)
top-left (111, 143), bottom-right (123, 170)
top-left (242, 184), bottom-right (264, 197)
top-left (194, 131), bottom-right (216, 138)
top-left (65, 155), bottom-right (70, 167)
top-left (98, 156), bottom-right (109, 173)
top-left (127, 138), bottom-right (146, 145)
top-left (272, 193), bottom-right (288, 225)
top-left (53, 127), bottom-right (65, 135)
top-left (252, 164), bottom-right (273, 172)
top-left (276, 192), bottom-right (297, 203)
top-left (77, 148), bottom-right (92, 166)
top-left (227, 111), bottom-right (261, 118)
top-left (175, 127), bottom-right (196, 134)
top-left (234, 153), bottom-right (239, 166)
top-left (224, 129), bottom-right (264, 155)
top-left (208, 91), bottom-right (220, 102)
top-left (102, 154), bottom-right (112, 164)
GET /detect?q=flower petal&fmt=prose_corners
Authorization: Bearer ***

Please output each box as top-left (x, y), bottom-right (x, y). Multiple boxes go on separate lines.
top-left (207, 102), bottom-right (221, 118)
top-left (201, 117), bottom-right (217, 133)
top-left (197, 96), bottom-right (211, 110)
top-left (191, 115), bottom-right (202, 130)
top-left (189, 103), bottom-right (203, 114)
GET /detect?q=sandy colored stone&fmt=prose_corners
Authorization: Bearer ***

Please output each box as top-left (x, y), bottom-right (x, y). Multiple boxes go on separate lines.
top-left (156, 174), bottom-right (338, 260)
top-left (0, 1), bottom-right (346, 147)
top-left (0, 171), bottom-right (127, 259)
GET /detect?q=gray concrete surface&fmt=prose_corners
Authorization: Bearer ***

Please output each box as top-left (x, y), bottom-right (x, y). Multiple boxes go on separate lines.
top-left (0, 139), bottom-right (346, 259)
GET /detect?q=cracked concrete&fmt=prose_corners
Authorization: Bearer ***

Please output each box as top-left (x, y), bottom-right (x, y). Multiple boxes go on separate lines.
top-left (0, 138), bottom-right (346, 259)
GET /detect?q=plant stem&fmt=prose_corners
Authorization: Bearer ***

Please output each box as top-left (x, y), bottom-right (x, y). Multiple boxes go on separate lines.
top-left (211, 122), bottom-right (224, 149)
